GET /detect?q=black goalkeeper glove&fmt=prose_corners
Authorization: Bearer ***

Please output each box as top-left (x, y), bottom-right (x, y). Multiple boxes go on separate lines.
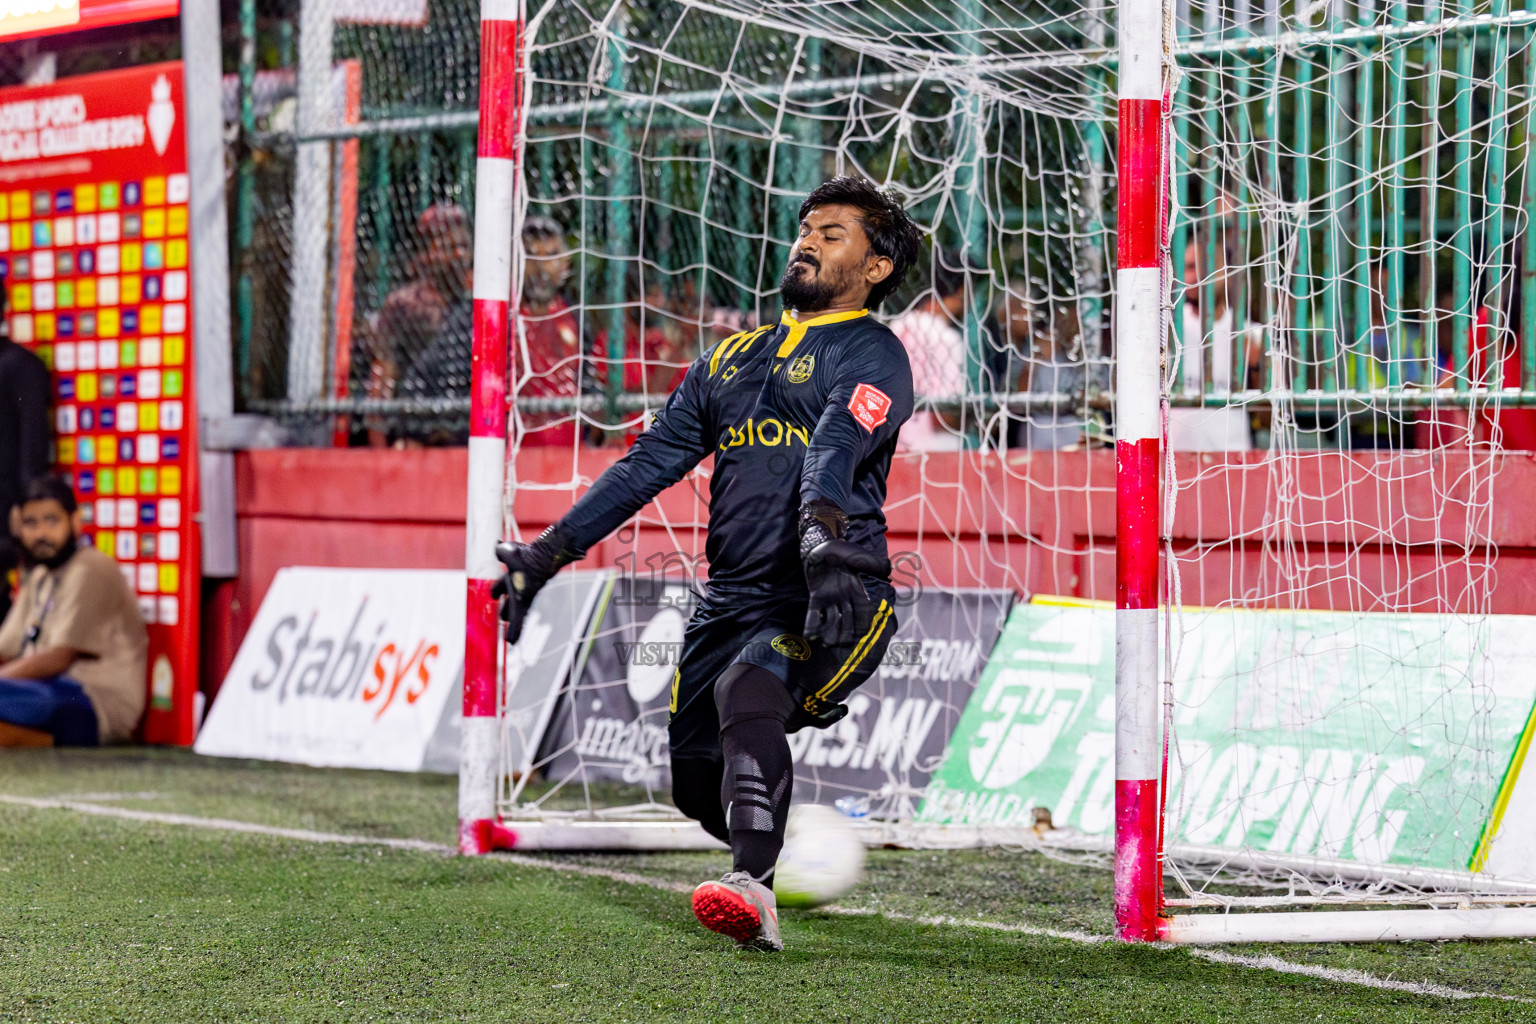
top-left (799, 499), bottom-right (891, 648)
top-left (490, 525), bottom-right (582, 644)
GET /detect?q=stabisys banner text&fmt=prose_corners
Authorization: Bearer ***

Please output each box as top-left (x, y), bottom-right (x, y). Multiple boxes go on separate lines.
top-left (196, 568), bottom-right (464, 771)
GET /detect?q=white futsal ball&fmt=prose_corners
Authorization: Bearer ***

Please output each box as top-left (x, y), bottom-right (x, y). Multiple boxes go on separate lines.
top-left (773, 803), bottom-right (867, 909)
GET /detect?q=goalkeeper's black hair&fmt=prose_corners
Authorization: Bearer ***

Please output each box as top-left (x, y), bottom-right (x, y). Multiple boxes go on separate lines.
top-left (798, 176), bottom-right (919, 310)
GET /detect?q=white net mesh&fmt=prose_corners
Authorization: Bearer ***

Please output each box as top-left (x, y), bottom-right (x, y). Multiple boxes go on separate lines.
top-left (1162, 0), bottom-right (1536, 905)
top-left (484, 0), bottom-right (1536, 908)
top-left (496, 0), bottom-right (1114, 840)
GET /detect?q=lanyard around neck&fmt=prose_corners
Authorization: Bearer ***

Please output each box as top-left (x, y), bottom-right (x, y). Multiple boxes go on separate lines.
top-left (21, 569), bottom-right (60, 656)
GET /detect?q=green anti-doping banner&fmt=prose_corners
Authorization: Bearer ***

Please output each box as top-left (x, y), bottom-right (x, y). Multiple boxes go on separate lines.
top-left (919, 601), bottom-right (1536, 875)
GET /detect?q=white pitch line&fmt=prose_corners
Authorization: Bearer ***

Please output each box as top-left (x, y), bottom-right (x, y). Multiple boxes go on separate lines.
top-left (819, 904), bottom-right (1108, 945)
top-left (1186, 949), bottom-right (1531, 1003)
top-left (502, 854), bottom-right (693, 893)
top-left (0, 794), bottom-right (458, 854)
top-left (2, 793), bottom-right (1526, 1004)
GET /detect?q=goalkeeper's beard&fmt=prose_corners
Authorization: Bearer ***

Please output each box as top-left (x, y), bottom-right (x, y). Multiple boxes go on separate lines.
top-left (780, 257), bottom-right (852, 314)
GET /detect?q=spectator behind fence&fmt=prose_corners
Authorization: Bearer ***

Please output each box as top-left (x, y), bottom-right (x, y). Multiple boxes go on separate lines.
top-left (671, 271), bottom-right (738, 351)
top-left (1169, 242), bottom-right (1255, 452)
top-left (1346, 264), bottom-right (1428, 449)
top-left (0, 280), bottom-right (50, 623)
top-left (1414, 281), bottom-right (1536, 451)
top-left (512, 216), bottom-right (588, 448)
top-left (588, 269), bottom-right (698, 446)
top-left (0, 477), bottom-right (147, 747)
top-left (366, 203), bottom-right (473, 446)
top-left (619, 267), bottom-right (692, 398)
top-left (1493, 260), bottom-right (1536, 450)
top-left (998, 292), bottom-right (1092, 450)
top-left (393, 214), bottom-right (595, 448)
top-left (394, 303), bottom-right (475, 447)
top-left (891, 251), bottom-right (969, 451)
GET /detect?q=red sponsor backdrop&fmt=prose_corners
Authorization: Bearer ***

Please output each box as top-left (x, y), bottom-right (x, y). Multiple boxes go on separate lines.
top-left (5, 62), bottom-right (199, 744)
top-left (0, 0), bottom-right (179, 44)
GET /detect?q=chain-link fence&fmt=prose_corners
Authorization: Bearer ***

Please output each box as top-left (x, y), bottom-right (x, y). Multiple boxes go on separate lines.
top-left (234, 0), bottom-right (1536, 451)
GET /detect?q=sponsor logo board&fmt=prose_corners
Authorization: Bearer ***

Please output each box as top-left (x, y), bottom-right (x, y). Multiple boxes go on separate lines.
top-left (539, 575), bottom-right (690, 789)
top-left (789, 588), bottom-right (1013, 814)
top-left (920, 602), bottom-right (1536, 877)
top-left (541, 582), bottom-right (1013, 815)
top-left (196, 568), bottom-right (464, 771)
top-left (421, 571), bottom-right (612, 774)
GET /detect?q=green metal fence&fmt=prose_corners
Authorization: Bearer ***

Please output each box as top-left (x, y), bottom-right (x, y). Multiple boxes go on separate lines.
top-left (234, 0), bottom-right (1536, 448)
top-left (1176, 0), bottom-right (1536, 433)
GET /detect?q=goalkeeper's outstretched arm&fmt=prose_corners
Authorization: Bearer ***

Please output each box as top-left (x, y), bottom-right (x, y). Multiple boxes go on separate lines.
top-left (797, 334), bottom-right (913, 647)
top-left (492, 355), bottom-right (713, 642)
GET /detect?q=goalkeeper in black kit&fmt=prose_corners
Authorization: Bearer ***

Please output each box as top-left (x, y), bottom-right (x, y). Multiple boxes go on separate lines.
top-left (492, 176), bottom-right (918, 951)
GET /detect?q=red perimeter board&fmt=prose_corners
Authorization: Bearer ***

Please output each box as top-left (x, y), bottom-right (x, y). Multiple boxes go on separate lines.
top-left (3, 61), bottom-right (200, 745)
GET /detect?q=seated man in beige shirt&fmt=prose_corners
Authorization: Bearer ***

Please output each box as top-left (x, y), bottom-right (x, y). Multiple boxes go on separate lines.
top-left (0, 476), bottom-right (148, 746)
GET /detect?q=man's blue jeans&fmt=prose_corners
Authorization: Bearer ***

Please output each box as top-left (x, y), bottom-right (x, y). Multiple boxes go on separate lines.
top-left (0, 676), bottom-right (99, 746)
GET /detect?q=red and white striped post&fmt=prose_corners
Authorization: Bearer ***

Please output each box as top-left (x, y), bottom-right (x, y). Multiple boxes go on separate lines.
top-left (1113, 0), bottom-right (1167, 940)
top-left (460, 0), bottom-right (524, 856)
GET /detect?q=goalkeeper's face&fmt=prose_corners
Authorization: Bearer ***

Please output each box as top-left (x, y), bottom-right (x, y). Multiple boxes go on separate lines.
top-left (780, 203), bottom-right (894, 315)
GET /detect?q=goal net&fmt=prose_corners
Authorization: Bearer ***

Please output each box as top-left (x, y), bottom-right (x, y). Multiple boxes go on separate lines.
top-left (1148, 0), bottom-right (1536, 937)
top-left (468, 0), bottom-right (1536, 935)
top-left (485, 0), bottom-right (1099, 847)
top-left (493, 0), bottom-right (1104, 848)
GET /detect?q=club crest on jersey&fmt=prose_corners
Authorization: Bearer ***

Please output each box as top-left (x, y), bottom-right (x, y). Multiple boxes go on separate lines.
top-left (848, 383), bottom-right (892, 433)
top-left (771, 634), bottom-right (812, 661)
top-left (787, 353), bottom-right (815, 383)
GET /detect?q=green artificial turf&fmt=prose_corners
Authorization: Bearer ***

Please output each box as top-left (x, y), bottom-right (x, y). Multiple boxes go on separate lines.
top-left (1, 749), bottom-right (1533, 1022)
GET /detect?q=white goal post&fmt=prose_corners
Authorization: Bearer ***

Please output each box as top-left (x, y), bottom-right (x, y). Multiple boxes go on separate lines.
top-left (456, 0), bottom-right (1536, 944)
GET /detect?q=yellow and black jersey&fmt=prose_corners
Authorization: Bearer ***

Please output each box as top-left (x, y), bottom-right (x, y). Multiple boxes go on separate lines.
top-left (558, 308), bottom-right (915, 590)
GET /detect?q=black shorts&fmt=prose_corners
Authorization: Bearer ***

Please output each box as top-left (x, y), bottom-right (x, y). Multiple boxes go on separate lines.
top-left (667, 579), bottom-right (897, 759)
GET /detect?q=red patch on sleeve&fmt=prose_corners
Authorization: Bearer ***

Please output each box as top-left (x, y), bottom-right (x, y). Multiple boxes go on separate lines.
top-left (847, 383), bottom-right (892, 433)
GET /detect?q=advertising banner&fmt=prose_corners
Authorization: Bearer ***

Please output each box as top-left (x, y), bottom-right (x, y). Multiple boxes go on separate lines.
top-left (539, 574), bottom-right (693, 789)
top-left (918, 601), bottom-right (1536, 876)
top-left (0, 1), bottom-right (180, 44)
top-left (790, 588), bottom-right (1014, 814)
top-left (196, 568), bottom-right (463, 771)
top-left (542, 583), bottom-right (1013, 815)
top-left (5, 62), bottom-right (200, 743)
top-left (420, 571), bottom-right (612, 775)
top-left (1474, 712), bottom-right (1536, 879)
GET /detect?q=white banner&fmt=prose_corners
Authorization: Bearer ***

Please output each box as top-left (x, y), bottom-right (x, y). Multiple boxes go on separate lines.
top-left (921, 602), bottom-right (1536, 882)
top-left (196, 567), bottom-right (465, 771)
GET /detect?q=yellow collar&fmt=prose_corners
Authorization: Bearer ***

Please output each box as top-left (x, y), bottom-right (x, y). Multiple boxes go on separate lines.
top-left (776, 308), bottom-right (869, 358)
top-left (780, 309), bottom-right (869, 330)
